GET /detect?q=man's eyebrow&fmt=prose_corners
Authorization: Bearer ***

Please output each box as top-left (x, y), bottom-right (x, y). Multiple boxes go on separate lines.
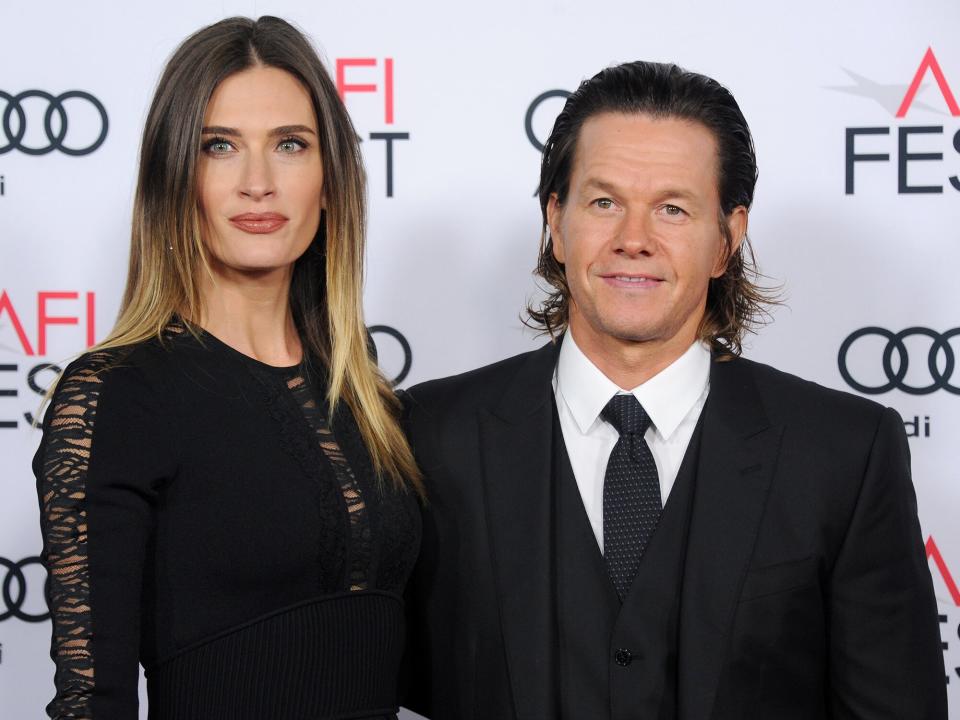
top-left (652, 188), bottom-right (700, 204)
top-left (200, 124), bottom-right (317, 136)
top-left (581, 177), bottom-right (701, 204)
top-left (581, 178), bottom-right (621, 195)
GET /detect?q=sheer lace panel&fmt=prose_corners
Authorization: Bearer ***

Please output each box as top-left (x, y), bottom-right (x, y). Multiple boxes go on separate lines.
top-left (39, 354), bottom-right (114, 718)
top-left (287, 375), bottom-right (374, 591)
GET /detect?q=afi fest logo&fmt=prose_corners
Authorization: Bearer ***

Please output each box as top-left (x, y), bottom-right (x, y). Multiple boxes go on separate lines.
top-left (928, 537), bottom-right (960, 686)
top-left (0, 290), bottom-right (96, 429)
top-left (928, 537), bottom-right (960, 607)
top-left (836, 48), bottom-right (960, 194)
top-left (336, 58), bottom-right (409, 198)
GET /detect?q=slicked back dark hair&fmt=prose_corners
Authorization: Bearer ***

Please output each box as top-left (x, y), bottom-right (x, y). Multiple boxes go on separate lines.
top-left (527, 60), bottom-right (777, 357)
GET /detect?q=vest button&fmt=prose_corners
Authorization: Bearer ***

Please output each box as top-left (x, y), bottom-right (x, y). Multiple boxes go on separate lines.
top-left (614, 648), bottom-right (633, 666)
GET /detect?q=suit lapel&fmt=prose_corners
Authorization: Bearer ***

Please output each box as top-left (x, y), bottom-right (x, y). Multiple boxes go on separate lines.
top-left (479, 340), bottom-right (561, 720)
top-left (679, 357), bottom-right (784, 720)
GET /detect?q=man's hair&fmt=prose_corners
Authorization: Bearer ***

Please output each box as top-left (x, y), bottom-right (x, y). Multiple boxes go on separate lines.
top-left (527, 60), bottom-right (778, 357)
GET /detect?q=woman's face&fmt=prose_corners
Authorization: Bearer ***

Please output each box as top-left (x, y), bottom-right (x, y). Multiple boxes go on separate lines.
top-left (197, 65), bottom-right (324, 278)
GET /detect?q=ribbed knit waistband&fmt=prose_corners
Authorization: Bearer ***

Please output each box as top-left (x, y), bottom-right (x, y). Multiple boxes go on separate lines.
top-left (145, 591), bottom-right (403, 720)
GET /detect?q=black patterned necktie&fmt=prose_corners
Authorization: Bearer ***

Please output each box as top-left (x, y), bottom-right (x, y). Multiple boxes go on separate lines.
top-left (601, 394), bottom-right (662, 601)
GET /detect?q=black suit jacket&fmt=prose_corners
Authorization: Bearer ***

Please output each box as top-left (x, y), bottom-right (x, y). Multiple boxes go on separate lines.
top-left (400, 341), bottom-right (946, 720)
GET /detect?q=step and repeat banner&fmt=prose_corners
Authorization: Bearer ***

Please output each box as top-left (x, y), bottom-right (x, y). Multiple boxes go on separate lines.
top-left (2, 0), bottom-right (959, 716)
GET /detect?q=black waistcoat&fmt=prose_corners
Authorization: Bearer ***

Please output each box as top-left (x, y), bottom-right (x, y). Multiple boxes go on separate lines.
top-left (554, 404), bottom-right (702, 720)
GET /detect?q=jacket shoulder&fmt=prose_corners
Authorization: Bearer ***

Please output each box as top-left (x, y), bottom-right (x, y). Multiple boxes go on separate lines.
top-left (733, 356), bottom-right (890, 428)
top-left (405, 345), bottom-right (549, 419)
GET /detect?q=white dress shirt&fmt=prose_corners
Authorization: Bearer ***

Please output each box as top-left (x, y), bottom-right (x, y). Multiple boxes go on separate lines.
top-left (552, 332), bottom-right (711, 553)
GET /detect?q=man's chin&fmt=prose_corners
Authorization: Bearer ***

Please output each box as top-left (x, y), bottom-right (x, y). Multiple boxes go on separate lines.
top-left (609, 330), bottom-right (664, 345)
top-left (580, 316), bottom-right (665, 346)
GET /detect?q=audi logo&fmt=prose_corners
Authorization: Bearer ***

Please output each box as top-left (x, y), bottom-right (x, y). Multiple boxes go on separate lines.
top-left (524, 89), bottom-right (571, 153)
top-left (0, 556), bottom-right (49, 623)
top-left (838, 327), bottom-right (960, 395)
top-left (1, 90), bottom-right (108, 156)
top-left (368, 325), bottom-right (412, 386)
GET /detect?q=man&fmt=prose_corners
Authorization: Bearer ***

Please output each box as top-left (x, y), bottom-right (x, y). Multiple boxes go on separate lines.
top-left (401, 62), bottom-right (946, 719)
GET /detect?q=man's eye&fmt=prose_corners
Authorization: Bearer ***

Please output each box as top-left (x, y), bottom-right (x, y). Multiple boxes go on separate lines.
top-left (594, 198), bottom-right (614, 209)
top-left (663, 204), bottom-right (685, 216)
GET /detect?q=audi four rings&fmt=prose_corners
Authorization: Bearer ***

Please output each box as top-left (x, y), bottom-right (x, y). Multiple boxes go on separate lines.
top-left (838, 327), bottom-right (960, 395)
top-left (0, 90), bottom-right (108, 156)
top-left (368, 325), bottom-right (412, 386)
top-left (0, 556), bottom-right (49, 623)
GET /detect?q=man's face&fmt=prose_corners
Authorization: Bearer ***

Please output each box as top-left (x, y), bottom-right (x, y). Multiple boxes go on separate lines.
top-left (548, 112), bottom-right (746, 355)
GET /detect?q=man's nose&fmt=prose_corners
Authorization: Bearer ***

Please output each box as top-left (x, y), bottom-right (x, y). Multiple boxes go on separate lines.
top-left (614, 209), bottom-right (655, 256)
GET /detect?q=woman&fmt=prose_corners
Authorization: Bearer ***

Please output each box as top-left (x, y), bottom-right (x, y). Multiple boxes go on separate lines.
top-left (34, 16), bottom-right (421, 720)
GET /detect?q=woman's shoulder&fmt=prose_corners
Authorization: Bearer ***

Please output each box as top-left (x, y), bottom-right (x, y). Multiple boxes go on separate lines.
top-left (37, 328), bottom-right (192, 472)
top-left (52, 327), bottom-right (194, 407)
top-left (38, 333), bottom-right (192, 467)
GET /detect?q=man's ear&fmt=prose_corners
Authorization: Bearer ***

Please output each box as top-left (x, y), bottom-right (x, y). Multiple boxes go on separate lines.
top-left (712, 206), bottom-right (748, 277)
top-left (547, 193), bottom-right (565, 263)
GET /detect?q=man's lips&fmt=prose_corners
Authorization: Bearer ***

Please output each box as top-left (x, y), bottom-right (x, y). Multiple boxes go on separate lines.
top-left (599, 273), bottom-right (664, 288)
top-left (228, 212), bottom-right (289, 234)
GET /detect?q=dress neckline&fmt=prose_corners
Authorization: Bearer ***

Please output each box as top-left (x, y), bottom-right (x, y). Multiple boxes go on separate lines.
top-left (190, 323), bottom-right (303, 375)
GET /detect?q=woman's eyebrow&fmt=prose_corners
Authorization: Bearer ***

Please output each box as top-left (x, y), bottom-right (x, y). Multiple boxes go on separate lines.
top-left (199, 124), bottom-right (317, 136)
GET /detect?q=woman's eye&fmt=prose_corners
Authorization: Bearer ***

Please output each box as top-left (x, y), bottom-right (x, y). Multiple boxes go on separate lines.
top-left (278, 137), bottom-right (307, 153)
top-left (202, 137), bottom-right (234, 155)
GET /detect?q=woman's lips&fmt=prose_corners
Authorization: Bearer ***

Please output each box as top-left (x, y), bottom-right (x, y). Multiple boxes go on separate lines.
top-left (229, 212), bottom-right (289, 234)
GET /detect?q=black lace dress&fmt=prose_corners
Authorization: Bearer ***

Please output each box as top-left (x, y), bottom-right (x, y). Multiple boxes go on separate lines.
top-left (33, 324), bottom-right (421, 720)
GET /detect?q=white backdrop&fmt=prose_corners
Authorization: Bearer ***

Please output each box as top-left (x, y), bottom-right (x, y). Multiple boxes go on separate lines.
top-left (2, 0), bottom-right (959, 717)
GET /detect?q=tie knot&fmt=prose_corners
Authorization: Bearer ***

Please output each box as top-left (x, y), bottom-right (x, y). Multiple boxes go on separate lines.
top-left (601, 394), bottom-right (651, 437)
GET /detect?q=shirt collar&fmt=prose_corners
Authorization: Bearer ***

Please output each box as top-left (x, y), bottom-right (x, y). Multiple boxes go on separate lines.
top-left (555, 331), bottom-right (711, 441)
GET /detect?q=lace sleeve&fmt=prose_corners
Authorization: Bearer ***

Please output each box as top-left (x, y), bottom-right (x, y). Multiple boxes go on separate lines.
top-left (34, 351), bottom-right (174, 719)
top-left (36, 359), bottom-right (102, 718)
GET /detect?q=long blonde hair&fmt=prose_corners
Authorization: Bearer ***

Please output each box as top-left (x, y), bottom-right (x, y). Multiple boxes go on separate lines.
top-left (94, 16), bottom-right (421, 492)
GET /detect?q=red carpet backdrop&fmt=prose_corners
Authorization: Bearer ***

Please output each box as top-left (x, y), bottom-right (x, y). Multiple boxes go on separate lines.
top-left (2, 1), bottom-right (958, 716)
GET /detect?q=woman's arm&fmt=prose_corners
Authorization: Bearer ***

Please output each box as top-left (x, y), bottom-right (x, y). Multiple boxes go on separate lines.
top-left (34, 351), bottom-right (175, 719)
